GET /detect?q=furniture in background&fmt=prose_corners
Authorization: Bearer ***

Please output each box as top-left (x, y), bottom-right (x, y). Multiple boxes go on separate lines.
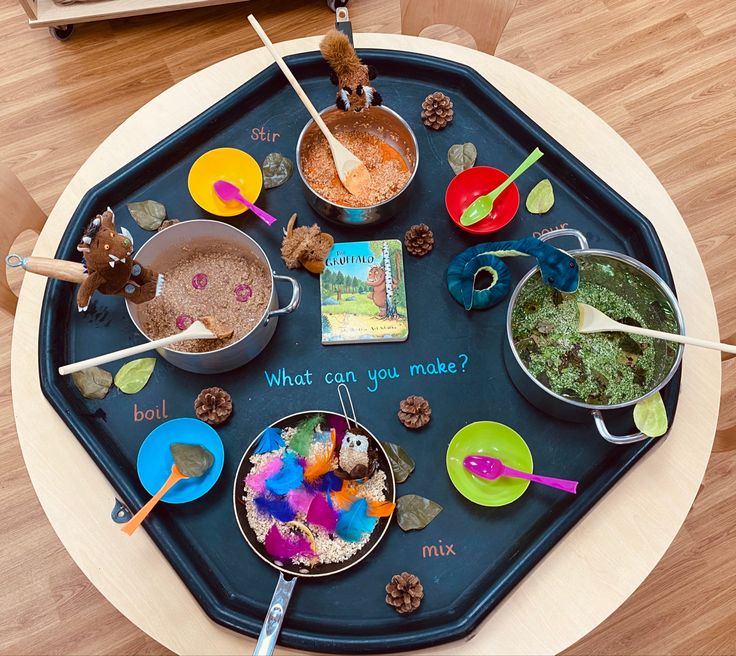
top-left (399, 0), bottom-right (519, 54)
top-left (0, 163), bottom-right (46, 316)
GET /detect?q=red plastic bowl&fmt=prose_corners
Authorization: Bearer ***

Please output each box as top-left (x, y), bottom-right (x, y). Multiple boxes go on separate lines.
top-left (445, 166), bottom-right (520, 234)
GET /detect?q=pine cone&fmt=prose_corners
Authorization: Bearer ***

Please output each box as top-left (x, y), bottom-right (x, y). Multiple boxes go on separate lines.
top-left (398, 395), bottom-right (431, 430)
top-left (157, 218), bottom-right (180, 232)
top-left (385, 572), bottom-right (423, 614)
top-left (404, 223), bottom-right (434, 257)
top-left (421, 92), bottom-right (454, 130)
top-left (194, 387), bottom-right (233, 425)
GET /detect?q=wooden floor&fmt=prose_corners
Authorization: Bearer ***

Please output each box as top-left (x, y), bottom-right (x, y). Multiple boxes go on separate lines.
top-left (1, 0), bottom-right (735, 653)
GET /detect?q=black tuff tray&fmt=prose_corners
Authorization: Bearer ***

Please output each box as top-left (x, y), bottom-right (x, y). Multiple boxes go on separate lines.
top-left (39, 50), bottom-right (680, 653)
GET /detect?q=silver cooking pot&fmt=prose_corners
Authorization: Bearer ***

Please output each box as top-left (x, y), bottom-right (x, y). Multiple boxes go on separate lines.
top-left (126, 220), bottom-right (300, 374)
top-left (503, 229), bottom-right (684, 445)
top-left (295, 105), bottom-right (419, 226)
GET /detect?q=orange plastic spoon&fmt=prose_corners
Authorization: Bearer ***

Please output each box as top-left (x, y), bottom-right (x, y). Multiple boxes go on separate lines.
top-left (121, 464), bottom-right (189, 536)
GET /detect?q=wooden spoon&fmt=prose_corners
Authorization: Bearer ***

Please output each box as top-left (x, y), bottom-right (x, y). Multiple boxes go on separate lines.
top-left (577, 302), bottom-right (736, 355)
top-left (58, 316), bottom-right (233, 376)
top-left (120, 464), bottom-right (188, 536)
top-left (247, 14), bottom-right (371, 197)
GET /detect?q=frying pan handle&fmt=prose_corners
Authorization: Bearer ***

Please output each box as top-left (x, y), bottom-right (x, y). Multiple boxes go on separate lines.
top-left (335, 6), bottom-right (354, 45)
top-left (538, 228), bottom-right (589, 250)
top-left (253, 573), bottom-right (297, 656)
top-left (592, 410), bottom-right (650, 445)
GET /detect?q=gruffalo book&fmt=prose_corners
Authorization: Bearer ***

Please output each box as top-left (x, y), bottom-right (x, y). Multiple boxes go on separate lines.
top-left (320, 240), bottom-right (408, 344)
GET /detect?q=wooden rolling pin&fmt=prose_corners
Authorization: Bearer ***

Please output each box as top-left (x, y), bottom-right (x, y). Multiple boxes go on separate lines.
top-left (5, 254), bottom-right (86, 284)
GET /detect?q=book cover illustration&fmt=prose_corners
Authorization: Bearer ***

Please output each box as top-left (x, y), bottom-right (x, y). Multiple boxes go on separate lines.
top-left (320, 239), bottom-right (408, 344)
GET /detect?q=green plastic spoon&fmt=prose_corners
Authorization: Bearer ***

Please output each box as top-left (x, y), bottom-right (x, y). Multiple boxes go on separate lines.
top-left (460, 147), bottom-right (545, 226)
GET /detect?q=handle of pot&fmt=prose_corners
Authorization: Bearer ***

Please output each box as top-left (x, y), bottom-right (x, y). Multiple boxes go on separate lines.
top-left (538, 228), bottom-right (589, 250)
top-left (266, 274), bottom-right (301, 324)
top-left (592, 410), bottom-right (650, 445)
top-left (335, 6), bottom-right (354, 45)
top-left (253, 573), bottom-right (297, 656)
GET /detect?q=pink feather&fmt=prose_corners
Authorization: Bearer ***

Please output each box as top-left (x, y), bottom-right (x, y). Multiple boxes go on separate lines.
top-left (245, 456), bottom-right (282, 494)
top-left (286, 487), bottom-right (314, 514)
top-left (264, 524), bottom-right (313, 561)
top-left (306, 493), bottom-right (339, 533)
top-left (327, 414), bottom-right (348, 446)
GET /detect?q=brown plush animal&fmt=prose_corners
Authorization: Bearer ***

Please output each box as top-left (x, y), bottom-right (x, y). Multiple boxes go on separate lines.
top-left (75, 208), bottom-right (158, 311)
top-left (280, 213), bottom-right (334, 274)
top-left (320, 29), bottom-right (382, 112)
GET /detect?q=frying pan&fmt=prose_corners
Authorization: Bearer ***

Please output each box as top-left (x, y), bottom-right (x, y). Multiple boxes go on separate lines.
top-left (232, 398), bottom-right (396, 655)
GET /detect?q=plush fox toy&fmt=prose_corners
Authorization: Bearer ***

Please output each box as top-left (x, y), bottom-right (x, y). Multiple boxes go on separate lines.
top-left (75, 208), bottom-right (158, 311)
top-left (320, 29), bottom-right (382, 112)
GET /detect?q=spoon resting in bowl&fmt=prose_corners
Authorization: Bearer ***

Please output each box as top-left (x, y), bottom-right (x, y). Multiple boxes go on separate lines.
top-left (577, 303), bottom-right (736, 355)
top-left (213, 180), bottom-right (278, 226)
top-left (463, 455), bottom-right (578, 494)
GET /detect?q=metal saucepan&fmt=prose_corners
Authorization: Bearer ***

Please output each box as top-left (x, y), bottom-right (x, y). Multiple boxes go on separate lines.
top-left (295, 104), bottom-right (419, 226)
top-left (233, 407), bottom-right (396, 655)
top-left (503, 229), bottom-right (685, 444)
top-left (126, 220), bottom-right (300, 374)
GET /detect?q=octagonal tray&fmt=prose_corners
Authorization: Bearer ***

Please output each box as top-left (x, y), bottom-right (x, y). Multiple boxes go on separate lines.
top-left (38, 49), bottom-right (680, 653)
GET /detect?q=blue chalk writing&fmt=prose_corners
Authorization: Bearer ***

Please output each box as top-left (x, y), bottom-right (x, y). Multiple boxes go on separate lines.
top-left (367, 367), bottom-right (400, 393)
top-left (324, 370), bottom-right (357, 385)
top-left (409, 356), bottom-right (470, 377)
top-left (264, 368), bottom-right (313, 387)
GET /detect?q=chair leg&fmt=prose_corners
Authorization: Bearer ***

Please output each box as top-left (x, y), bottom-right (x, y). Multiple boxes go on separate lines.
top-left (713, 423), bottom-right (736, 453)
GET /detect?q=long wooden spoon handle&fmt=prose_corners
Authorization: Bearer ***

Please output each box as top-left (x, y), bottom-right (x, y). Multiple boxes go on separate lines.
top-left (621, 324), bottom-right (736, 355)
top-left (121, 466), bottom-right (187, 536)
top-left (6, 254), bottom-right (86, 284)
top-left (248, 15), bottom-right (333, 142)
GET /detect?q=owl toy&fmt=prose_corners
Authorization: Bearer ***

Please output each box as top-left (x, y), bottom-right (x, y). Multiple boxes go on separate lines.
top-left (337, 431), bottom-right (377, 480)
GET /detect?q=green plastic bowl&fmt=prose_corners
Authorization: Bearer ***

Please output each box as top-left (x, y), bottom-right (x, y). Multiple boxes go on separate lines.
top-left (446, 421), bottom-right (533, 506)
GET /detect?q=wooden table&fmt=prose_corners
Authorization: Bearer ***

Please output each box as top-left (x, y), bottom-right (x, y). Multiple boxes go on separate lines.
top-left (11, 34), bottom-right (721, 655)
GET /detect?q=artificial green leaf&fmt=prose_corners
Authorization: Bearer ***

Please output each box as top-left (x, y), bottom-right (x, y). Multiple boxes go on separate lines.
top-left (381, 441), bottom-right (415, 484)
top-left (170, 443), bottom-right (214, 478)
top-left (526, 179), bottom-right (554, 214)
top-left (396, 494), bottom-right (442, 531)
top-left (447, 143), bottom-right (477, 175)
top-left (633, 391), bottom-right (668, 437)
top-left (127, 200), bottom-right (166, 230)
top-left (262, 152), bottom-right (294, 189)
top-left (114, 357), bottom-right (157, 394)
top-left (71, 366), bottom-right (112, 399)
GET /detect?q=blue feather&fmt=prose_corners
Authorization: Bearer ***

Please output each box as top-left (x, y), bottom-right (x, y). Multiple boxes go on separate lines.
top-left (336, 498), bottom-right (377, 543)
top-left (305, 471), bottom-right (342, 493)
top-left (255, 495), bottom-right (297, 522)
top-left (254, 427), bottom-right (285, 454)
top-left (265, 452), bottom-right (304, 495)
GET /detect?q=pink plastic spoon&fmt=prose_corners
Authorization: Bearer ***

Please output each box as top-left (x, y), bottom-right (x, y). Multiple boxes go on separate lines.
top-left (463, 455), bottom-right (578, 494)
top-left (213, 179), bottom-right (277, 226)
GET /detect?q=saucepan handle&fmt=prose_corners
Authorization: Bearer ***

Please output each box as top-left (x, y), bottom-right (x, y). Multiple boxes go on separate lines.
top-left (592, 410), bottom-right (650, 445)
top-left (538, 228), bottom-right (589, 250)
top-left (266, 273), bottom-right (301, 324)
top-left (253, 573), bottom-right (297, 656)
top-left (335, 6), bottom-right (354, 45)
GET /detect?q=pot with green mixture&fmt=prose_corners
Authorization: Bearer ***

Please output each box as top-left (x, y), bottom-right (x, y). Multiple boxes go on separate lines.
top-left (503, 230), bottom-right (684, 445)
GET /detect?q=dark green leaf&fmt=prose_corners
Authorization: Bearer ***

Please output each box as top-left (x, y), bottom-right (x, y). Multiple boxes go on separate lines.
top-left (381, 441), bottom-right (415, 484)
top-left (127, 200), bottom-right (166, 230)
top-left (170, 443), bottom-right (214, 478)
top-left (71, 366), bottom-right (112, 399)
top-left (114, 357), bottom-right (156, 394)
top-left (262, 152), bottom-right (294, 189)
top-left (396, 494), bottom-right (442, 531)
top-left (447, 143), bottom-right (477, 175)
top-left (526, 179), bottom-right (554, 214)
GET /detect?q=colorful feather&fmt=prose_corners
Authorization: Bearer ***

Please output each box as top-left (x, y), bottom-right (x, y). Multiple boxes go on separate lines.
top-left (327, 414), bottom-right (349, 446)
top-left (306, 470), bottom-right (342, 493)
top-left (265, 452), bottom-right (304, 495)
top-left (336, 498), bottom-right (377, 543)
top-left (264, 524), bottom-right (313, 561)
top-left (330, 479), bottom-right (360, 510)
top-left (304, 429), bottom-right (336, 482)
top-left (367, 500), bottom-right (396, 518)
top-left (289, 414), bottom-right (325, 456)
top-left (306, 493), bottom-right (339, 533)
top-left (286, 487), bottom-right (314, 514)
top-left (254, 427), bottom-right (284, 454)
top-left (245, 456), bottom-right (283, 494)
top-left (255, 495), bottom-right (297, 522)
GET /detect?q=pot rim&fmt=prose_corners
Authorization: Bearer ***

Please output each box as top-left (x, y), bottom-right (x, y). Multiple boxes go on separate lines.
top-left (505, 248), bottom-right (685, 411)
top-left (125, 219), bottom-right (276, 358)
top-left (295, 104), bottom-right (419, 211)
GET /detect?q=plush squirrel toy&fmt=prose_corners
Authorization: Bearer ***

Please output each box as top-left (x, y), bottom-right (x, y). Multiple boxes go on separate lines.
top-left (75, 208), bottom-right (158, 312)
top-left (320, 29), bottom-right (382, 112)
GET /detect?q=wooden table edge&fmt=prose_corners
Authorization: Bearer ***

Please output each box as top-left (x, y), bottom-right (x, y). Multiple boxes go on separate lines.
top-left (10, 34), bottom-right (721, 656)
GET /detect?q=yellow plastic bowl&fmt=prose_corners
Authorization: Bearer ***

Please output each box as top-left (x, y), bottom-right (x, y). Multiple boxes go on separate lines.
top-left (188, 148), bottom-right (263, 217)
